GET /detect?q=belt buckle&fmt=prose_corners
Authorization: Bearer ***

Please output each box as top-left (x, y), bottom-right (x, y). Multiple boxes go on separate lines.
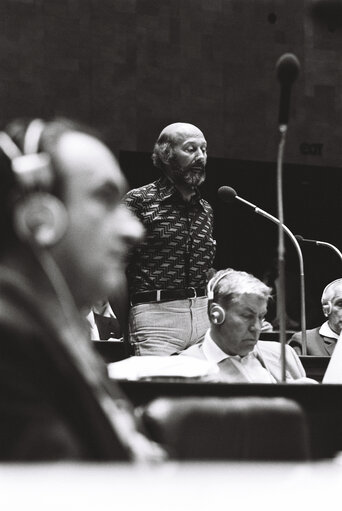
top-left (188, 287), bottom-right (197, 299)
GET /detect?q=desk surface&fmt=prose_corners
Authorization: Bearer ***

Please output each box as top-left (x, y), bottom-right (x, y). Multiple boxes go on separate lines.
top-left (1, 459), bottom-right (341, 511)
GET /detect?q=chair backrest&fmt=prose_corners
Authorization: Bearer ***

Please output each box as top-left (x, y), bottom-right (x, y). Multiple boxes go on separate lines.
top-left (141, 396), bottom-right (311, 460)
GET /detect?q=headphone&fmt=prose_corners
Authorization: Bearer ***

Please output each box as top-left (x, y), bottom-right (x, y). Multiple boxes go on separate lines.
top-left (322, 302), bottom-right (332, 317)
top-left (0, 119), bottom-right (67, 247)
top-left (321, 278), bottom-right (342, 317)
top-left (207, 269), bottom-right (234, 325)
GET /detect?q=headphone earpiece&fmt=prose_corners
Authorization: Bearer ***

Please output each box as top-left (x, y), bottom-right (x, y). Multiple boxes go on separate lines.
top-left (13, 193), bottom-right (68, 247)
top-left (209, 303), bottom-right (226, 325)
top-left (321, 278), bottom-right (342, 318)
top-left (0, 119), bottom-right (67, 248)
top-left (322, 301), bottom-right (332, 317)
top-left (207, 269), bottom-right (234, 325)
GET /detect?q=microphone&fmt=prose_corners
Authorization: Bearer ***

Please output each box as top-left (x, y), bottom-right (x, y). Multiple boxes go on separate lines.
top-left (295, 235), bottom-right (342, 264)
top-left (218, 186), bottom-right (237, 204)
top-left (276, 53), bottom-right (300, 128)
top-left (218, 186), bottom-right (307, 355)
top-left (218, 186), bottom-right (299, 233)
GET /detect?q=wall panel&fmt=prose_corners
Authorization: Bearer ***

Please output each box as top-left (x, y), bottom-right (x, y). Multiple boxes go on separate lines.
top-left (1, 0), bottom-right (342, 327)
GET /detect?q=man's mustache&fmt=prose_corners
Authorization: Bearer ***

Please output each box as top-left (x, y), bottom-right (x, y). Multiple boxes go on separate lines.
top-left (190, 161), bottom-right (205, 170)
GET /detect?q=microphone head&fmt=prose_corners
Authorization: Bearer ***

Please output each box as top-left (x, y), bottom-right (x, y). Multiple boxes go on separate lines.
top-left (295, 234), bottom-right (304, 242)
top-left (218, 186), bottom-right (237, 203)
top-left (276, 53), bottom-right (300, 84)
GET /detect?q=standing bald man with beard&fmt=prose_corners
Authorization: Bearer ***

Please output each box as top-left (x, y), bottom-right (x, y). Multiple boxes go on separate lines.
top-left (124, 123), bottom-right (216, 356)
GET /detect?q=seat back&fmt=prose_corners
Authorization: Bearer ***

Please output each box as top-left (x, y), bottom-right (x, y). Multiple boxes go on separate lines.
top-left (142, 396), bottom-right (311, 460)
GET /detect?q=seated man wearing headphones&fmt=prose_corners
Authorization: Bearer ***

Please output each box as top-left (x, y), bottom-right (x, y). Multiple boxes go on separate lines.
top-left (0, 118), bottom-right (164, 461)
top-left (180, 269), bottom-right (311, 383)
top-left (289, 279), bottom-right (342, 356)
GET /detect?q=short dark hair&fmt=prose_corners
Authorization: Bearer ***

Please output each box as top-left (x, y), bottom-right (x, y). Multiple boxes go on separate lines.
top-left (0, 117), bottom-right (101, 251)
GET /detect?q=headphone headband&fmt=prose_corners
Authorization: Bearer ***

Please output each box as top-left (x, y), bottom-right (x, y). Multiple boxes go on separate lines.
top-left (0, 119), bottom-right (54, 192)
top-left (23, 119), bottom-right (46, 155)
top-left (207, 269), bottom-right (234, 301)
top-left (321, 278), bottom-right (342, 303)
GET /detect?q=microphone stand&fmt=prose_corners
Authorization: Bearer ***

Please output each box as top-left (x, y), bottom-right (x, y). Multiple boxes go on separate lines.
top-left (277, 126), bottom-right (307, 378)
top-left (311, 240), bottom-right (342, 264)
top-left (235, 189), bottom-right (308, 365)
top-left (277, 126), bottom-right (288, 381)
top-left (275, 53), bottom-right (302, 375)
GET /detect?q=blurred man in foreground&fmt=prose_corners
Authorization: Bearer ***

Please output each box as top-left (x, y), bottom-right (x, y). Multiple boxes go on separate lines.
top-left (0, 118), bottom-right (163, 461)
top-left (289, 278), bottom-right (342, 356)
top-left (181, 269), bottom-right (313, 383)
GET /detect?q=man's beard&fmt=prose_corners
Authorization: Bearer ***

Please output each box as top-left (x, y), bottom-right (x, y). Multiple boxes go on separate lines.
top-left (167, 156), bottom-right (206, 187)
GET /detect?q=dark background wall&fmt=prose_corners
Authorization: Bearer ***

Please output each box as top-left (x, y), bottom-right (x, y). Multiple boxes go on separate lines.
top-left (1, 0), bottom-right (342, 327)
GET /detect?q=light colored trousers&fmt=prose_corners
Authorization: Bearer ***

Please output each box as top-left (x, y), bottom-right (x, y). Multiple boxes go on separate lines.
top-left (128, 297), bottom-right (209, 356)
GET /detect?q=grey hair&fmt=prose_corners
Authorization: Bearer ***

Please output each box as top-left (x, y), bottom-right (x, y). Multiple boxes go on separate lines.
top-left (210, 268), bottom-right (272, 307)
top-left (151, 138), bottom-right (174, 170)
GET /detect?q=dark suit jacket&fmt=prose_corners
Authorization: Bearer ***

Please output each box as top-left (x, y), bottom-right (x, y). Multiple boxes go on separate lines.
top-left (0, 259), bottom-right (135, 461)
top-left (94, 312), bottom-right (122, 339)
top-left (289, 327), bottom-right (337, 356)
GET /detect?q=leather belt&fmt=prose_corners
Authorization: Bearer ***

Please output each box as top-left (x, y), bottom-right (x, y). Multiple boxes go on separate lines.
top-left (130, 287), bottom-right (207, 306)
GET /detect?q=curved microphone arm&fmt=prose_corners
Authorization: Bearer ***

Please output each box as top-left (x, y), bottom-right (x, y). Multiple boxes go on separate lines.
top-left (316, 241), bottom-right (342, 263)
top-left (235, 194), bottom-right (307, 356)
top-left (296, 235), bottom-right (342, 267)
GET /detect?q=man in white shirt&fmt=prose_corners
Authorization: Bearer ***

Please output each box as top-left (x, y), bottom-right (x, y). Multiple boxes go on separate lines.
top-left (180, 269), bottom-right (308, 383)
top-left (289, 278), bottom-right (342, 356)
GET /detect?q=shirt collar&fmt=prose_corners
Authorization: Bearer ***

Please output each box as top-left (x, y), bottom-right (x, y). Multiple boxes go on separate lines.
top-left (86, 310), bottom-right (96, 328)
top-left (319, 321), bottom-right (340, 340)
top-left (203, 330), bottom-right (257, 363)
top-left (92, 301), bottom-right (116, 318)
top-left (157, 176), bottom-right (204, 208)
top-left (85, 310), bottom-right (100, 340)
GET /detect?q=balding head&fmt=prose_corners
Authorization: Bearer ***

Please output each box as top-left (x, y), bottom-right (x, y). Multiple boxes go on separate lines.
top-left (320, 278), bottom-right (342, 334)
top-left (321, 278), bottom-right (342, 305)
top-left (152, 122), bottom-right (207, 193)
top-left (157, 123), bottom-right (205, 146)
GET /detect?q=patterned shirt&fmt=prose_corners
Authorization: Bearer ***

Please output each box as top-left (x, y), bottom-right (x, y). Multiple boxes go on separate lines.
top-left (123, 177), bottom-right (216, 295)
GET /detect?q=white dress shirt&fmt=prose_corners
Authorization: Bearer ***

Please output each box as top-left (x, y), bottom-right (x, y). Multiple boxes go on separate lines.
top-left (319, 321), bottom-right (340, 340)
top-left (86, 310), bottom-right (100, 340)
top-left (202, 331), bottom-right (276, 383)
